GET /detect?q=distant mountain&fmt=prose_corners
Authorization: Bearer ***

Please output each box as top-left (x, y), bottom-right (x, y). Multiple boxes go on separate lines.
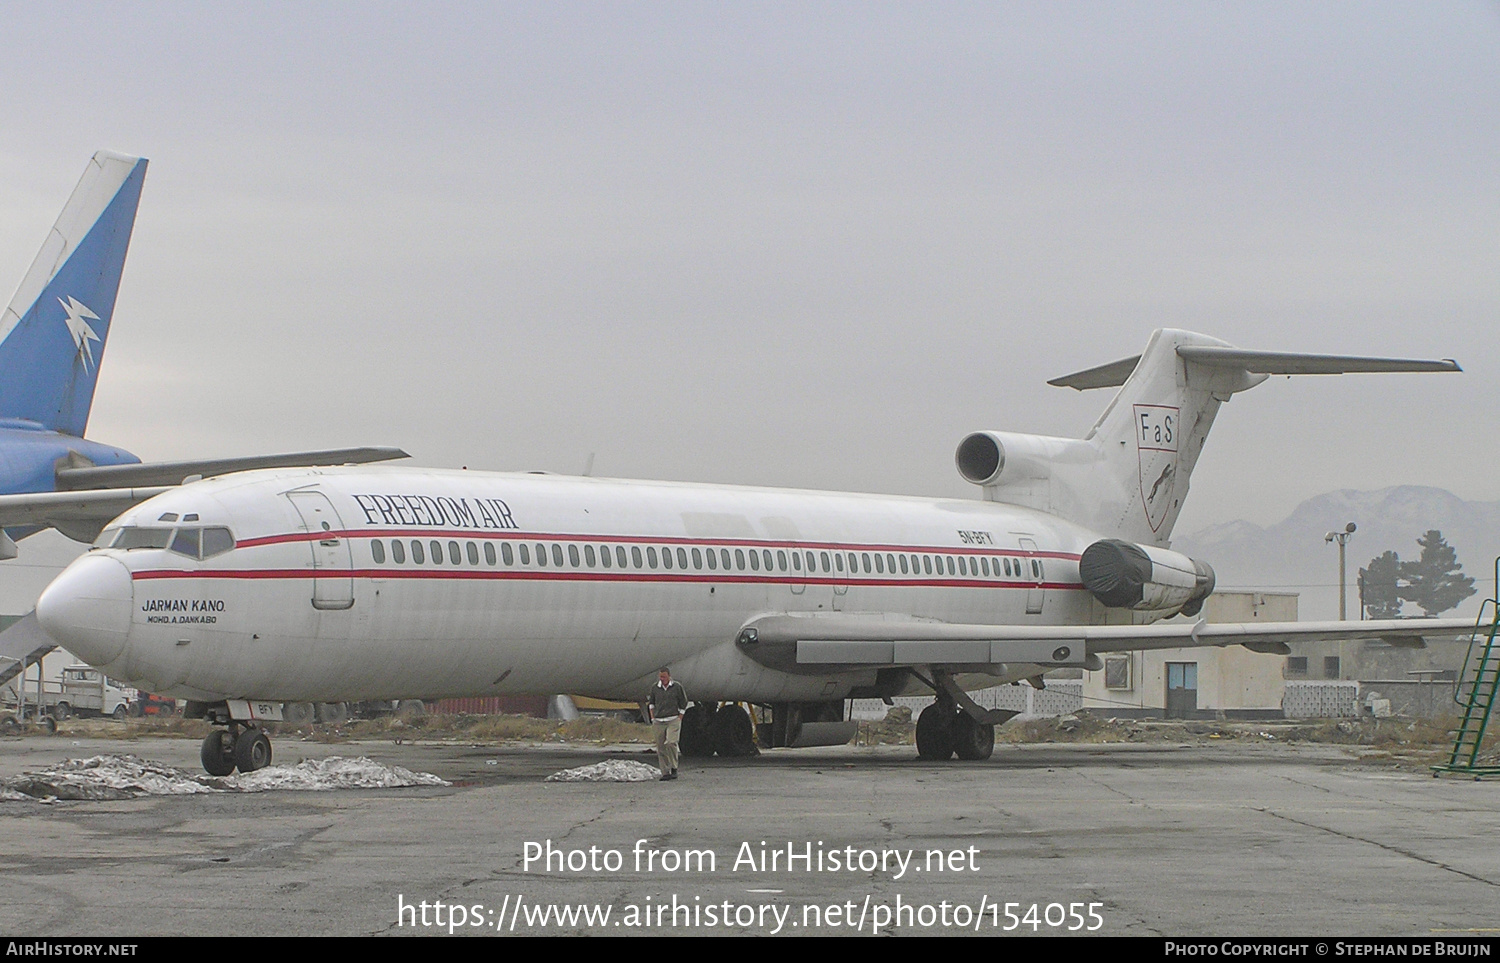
top-left (1173, 486), bottom-right (1500, 622)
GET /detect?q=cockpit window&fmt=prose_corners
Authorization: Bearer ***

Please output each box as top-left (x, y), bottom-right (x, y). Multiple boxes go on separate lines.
top-left (100, 525), bottom-right (236, 559)
top-left (200, 527), bottom-right (236, 559)
top-left (169, 527), bottom-right (201, 558)
top-left (114, 528), bottom-right (173, 550)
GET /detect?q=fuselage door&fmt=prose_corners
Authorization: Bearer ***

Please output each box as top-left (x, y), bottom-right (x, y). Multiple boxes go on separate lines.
top-left (285, 490), bottom-right (354, 611)
top-left (1017, 537), bottom-right (1044, 615)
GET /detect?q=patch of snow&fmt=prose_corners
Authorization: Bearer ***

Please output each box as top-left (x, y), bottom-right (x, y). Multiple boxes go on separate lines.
top-left (0, 754), bottom-right (448, 801)
top-left (545, 760), bottom-right (662, 782)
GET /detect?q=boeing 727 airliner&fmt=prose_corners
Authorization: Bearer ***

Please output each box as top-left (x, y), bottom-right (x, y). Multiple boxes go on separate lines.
top-left (34, 328), bottom-right (1469, 774)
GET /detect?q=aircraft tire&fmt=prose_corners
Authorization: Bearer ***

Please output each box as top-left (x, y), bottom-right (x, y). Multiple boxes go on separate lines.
top-left (234, 729), bottom-right (273, 773)
top-left (680, 703), bottom-right (717, 758)
top-left (915, 705), bottom-right (957, 760)
top-left (316, 702), bottom-right (350, 725)
top-left (711, 703), bottom-right (758, 757)
top-left (201, 730), bottom-right (236, 776)
top-left (283, 702), bottom-right (315, 726)
top-left (952, 713), bottom-right (995, 761)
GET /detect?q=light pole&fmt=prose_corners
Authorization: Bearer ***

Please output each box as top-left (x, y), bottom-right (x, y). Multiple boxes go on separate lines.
top-left (1325, 522), bottom-right (1357, 621)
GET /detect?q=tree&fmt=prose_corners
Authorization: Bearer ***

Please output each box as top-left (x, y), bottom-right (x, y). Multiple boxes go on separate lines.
top-left (1399, 530), bottom-right (1475, 617)
top-left (1358, 550), bottom-right (1404, 619)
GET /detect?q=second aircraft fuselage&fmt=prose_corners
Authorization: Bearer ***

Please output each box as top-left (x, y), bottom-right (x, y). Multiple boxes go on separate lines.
top-left (38, 466), bottom-right (1102, 705)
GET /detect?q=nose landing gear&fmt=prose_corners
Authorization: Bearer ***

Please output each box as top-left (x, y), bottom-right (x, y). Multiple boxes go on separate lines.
top-left (199, 721), bottom-right (274, 776)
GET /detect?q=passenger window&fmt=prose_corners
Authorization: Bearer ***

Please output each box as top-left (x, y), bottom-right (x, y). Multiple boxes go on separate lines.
top-left (535, 543), bottom-right (547, 566)
top-left (585, 545), bottom-right (596, 566)
top-left (807, 551), bottom-right (817, 572)
top-left (692, 548), bottom-right (702, 569)
top-left (835, 553), bottom-right (844, 573)
top-left (392, 540), bottom-right (406, 564)
top-left (600, 545), bottom-right (611, 568)
top-left (791, 551), bottom-right (801, 571)
top-left (946, 557), bottom-right (956, 575)
top-left (372, 540), bottom-right (386, 564)
top-left (735, 549), bottom-right (746, 570)
top-left (820, 552), bottom-right (831, 572)
top-left (721, 549), bottom-right (732, 570)
top-left (899, 554), bottom-right (909, 574)
top-left (518, 543), bottom-right (529, 564)
top-left (958, 556), bottom-right (967, 576)
top-left (749, 551), bottom-right (759, 571)
top-left (706, 549), bottom-right (717, 570)
top-left (777, 550), bottom-right (788, 571)
top-left (484, 542), bottom-right (497, 565)
top-left (430, 540), bottom-right (443, 564)
top-left (1034, 559), bottom-right (1043, 578)
top-left (763, 550), bottom-right (773, 570)
top-left (661, 547), bottom-right (673, 569)
top-left (847, 552), bottom-right (858, 573)
top-left (201, 527), bottom-right (236, 558)
top-left (412, 540), bottom-right (426, 564)
top-left (677, 547), bottom-right (689, 569)
top-left (569, 544), bottom-right (581, 567)
top-left (862, 552), bottom-right (872, 573)
top-left (632, 546), bottom-right (643, 568)
top-left (552, 544), bottom-right (564, 567)
top-left (923, 556), bottom-right (933, 575)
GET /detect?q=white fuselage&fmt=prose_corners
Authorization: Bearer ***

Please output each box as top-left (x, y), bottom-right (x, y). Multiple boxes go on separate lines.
top-left (38, 466), bottom-right (1102, 705)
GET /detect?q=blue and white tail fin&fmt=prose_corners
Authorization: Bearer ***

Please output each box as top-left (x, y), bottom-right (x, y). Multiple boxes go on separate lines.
top-left (957, 328), bottom-right (1459, 547)
top-left (0, 151), bottom-right (147, 438)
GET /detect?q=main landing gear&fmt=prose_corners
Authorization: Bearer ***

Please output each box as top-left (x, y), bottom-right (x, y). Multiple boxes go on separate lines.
top-left (679, 702), bottom-right (759, 758)
top-left (914, 670), bottom-right (1018, 762)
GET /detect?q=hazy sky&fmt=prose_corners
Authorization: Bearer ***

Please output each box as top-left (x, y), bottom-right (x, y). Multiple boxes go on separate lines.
top-left (1, 2), bottom-right (1496, 582)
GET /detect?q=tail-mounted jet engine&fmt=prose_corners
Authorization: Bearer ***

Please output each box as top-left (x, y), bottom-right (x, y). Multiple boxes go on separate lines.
top-left (1079, 539), bottom-right (1216, 617)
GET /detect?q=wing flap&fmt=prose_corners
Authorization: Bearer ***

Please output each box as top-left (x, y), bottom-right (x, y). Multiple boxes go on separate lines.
top-left (740, 613), bottom-right (1474, 674)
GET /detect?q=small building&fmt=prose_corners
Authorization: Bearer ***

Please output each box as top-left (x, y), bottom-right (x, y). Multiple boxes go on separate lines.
top-left (1081, 591), bottom-right (1298, 720)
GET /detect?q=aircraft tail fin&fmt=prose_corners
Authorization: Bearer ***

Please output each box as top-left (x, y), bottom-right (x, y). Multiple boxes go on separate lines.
top-left (0, 151), bottom-right (148, 437)
top-left (958, 329), bottom-right (1459, 546)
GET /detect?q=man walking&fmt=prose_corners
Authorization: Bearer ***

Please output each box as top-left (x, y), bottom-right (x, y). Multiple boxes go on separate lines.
top-left (648, 667), bottom-right (688, 781)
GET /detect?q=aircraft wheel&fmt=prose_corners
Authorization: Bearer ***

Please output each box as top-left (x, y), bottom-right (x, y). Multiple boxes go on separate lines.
top-left (201, 730), bottom-right (236, 776)
top-left (915, 704), bottom-right (957, 760)
top-left (316, 702), bottom-right (349, 725)
top-left (953, 713), bottom-right (995, 761)
top-left (680, 703), bottom-right (717, 758)
top-left (234, 728), bottom-right (273, 773)
top-left (711, 703), bottom-right (758, 757)
top-left (112, 704), bottom-right (128, 722)
top-left (282, 702), bottom-right (315, 726)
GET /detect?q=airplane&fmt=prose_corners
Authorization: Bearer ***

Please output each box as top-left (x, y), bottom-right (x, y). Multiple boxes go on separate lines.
top-left (32, 328), bottom-right (1471, 775)
top-left (0, 152), bottom-right (405, 688)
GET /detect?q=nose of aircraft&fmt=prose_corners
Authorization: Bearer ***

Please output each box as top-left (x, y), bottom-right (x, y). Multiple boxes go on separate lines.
top-left (36, 554), bottom-right (133, 665)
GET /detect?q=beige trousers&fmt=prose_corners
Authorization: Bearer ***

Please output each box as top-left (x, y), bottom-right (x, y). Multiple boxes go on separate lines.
top-left (654, 716), bottom-right (681, 774)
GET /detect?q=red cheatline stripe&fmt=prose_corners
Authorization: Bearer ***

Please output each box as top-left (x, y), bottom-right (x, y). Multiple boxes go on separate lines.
top-left (233, 529), bottom-right (1083, 561)
top-left (130, 567), bottom-right (1083, 590)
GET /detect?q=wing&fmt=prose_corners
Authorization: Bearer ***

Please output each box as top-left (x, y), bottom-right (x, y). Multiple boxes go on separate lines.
top-left (54, 446), bottom-right (409, 490)
top-left (735, 612), bottom-right (1475, 674)
top-left (0, 487), bottom-right (172, 546)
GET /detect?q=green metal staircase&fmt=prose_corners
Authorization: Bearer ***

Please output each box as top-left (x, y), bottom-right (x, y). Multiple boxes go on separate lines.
top-left (1432, 559), bottom-right (1500, 779)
